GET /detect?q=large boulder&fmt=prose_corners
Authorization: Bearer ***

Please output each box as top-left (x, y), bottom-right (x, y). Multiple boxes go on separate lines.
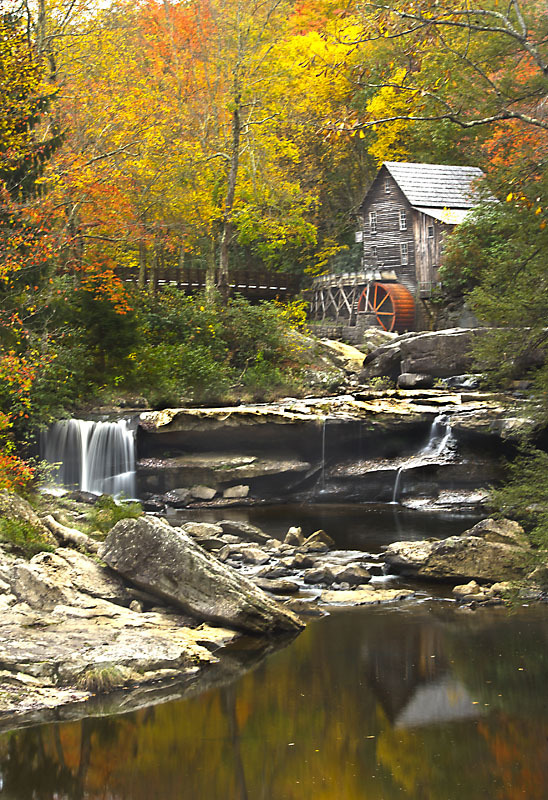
top-left (361, 328), bottom-right (489, 381)
top-left (399, 329), bottom-right (486, 377)
top-left (462, 517), bottom-right (530, 548)
top-left (101, 516), bottom-right (303, 635)
top-left (384, 532), bottom-right (529, 583)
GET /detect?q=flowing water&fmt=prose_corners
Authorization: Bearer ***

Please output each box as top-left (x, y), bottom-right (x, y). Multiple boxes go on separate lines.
top-left (41, 418), bottom-right (136, 497)
top-left (392, 414), bottom-right (455, 503)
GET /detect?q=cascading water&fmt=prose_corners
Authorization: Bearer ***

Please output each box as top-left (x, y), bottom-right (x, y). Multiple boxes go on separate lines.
top-left (392, 466), bottom-right (405, 504)
top-left (392, 413), bottom-right (455, 503)
top-left (418, 414), bottom-right (454, 458)
top-left (320, 417), bottom-right (328, 490)
top-left (41, 418), bottom-right (136, 497)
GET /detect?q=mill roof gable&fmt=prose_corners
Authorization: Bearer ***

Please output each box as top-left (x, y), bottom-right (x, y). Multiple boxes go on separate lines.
top-left (381, 161), bottom-right (485, 208)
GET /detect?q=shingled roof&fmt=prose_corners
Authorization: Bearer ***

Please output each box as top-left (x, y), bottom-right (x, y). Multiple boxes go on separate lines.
top-left (383, 161), bottom-right (485, 208)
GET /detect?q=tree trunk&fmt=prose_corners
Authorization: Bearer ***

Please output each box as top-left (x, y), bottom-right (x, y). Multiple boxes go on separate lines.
top-left (138, 241), bottom-right (147, 289)
top-left (151, 246), bottom-right (159, 294)
top-left (218, 98), bottom-right (241, 304)
top-left (205, 238), bottom-right (217, 304)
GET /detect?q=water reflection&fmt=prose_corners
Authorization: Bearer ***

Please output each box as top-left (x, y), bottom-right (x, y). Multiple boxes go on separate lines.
top-left (2, 603), bottom-right (548, 799)
top-left (170, 503), bottom-right (480, 552)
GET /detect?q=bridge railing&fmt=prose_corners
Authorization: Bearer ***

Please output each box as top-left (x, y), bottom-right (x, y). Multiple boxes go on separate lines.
top-left (114, 265), bottom-right (301, 297)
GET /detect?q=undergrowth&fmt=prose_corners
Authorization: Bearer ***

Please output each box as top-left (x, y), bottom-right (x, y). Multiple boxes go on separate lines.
top-left (77, 665), bottom-right (129, 693)
top-left (0, 517), bottom-right (54, 558)
top-left (87, 495), bottom-right (142, 536)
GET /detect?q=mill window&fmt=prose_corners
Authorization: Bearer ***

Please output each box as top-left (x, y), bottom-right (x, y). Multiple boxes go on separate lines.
top-left (399, 209), bottom-right (407, 231)
top-left (427, 224), bottom-right (435, 238)
top-left (369, 211), bottom-right (377, 235)
top-left (400, 242), bottom-right (409, 264)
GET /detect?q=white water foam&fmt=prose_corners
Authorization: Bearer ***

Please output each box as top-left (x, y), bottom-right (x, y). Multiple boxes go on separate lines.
top-left (41, 418), bottom-right (136, 497)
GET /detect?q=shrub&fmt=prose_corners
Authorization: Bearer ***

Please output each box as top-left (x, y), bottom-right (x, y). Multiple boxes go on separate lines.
top-left (0, 517), bottom-right (54, 557)
top-left (77, 665), bottom-right (129, 693)
top-left (87, 495), bottom-right (142, 535)
top-left (490, 446), bottom-right (548, 549)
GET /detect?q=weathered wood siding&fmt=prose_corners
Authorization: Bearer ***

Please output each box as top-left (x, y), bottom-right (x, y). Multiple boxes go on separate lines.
top-left (412, 212), bottom-right (450, 293)
top-left (358, 166), bottom-right (416, 291)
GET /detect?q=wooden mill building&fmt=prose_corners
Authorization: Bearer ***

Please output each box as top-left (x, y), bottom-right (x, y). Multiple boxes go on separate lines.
top-left (310, 161), bottom-right (485, 333)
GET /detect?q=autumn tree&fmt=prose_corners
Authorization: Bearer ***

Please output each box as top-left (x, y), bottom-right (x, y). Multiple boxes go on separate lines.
top-left (349, 1), bottom-right (547, 136)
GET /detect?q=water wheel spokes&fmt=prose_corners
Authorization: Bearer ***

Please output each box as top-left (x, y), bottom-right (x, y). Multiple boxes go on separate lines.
top-left (357, 282), bottom-right (415, 333)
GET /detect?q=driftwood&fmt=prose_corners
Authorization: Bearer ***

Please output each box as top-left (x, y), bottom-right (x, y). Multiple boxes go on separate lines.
top-left (42, 515), bottom-right (99, 553)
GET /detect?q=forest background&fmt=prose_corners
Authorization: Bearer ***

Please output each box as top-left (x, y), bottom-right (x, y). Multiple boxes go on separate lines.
top-left (0, 0), bottom-right (547, 505)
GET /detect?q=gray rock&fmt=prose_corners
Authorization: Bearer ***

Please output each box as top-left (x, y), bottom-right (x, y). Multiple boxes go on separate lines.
top-left (361, 339), bottom-right (403, 380)
top-left (255, 564), bottom-right (292, 579)
top-left (190, 486), bottom-right (217, 500)
top-left (452, 580), bottom-right (483, 599)
top-left (223, 485), bottom-right (250, 499)
top-left (284, 526), bottom-right (305, 546)
top-left (101, 516), bottom-right (303, 635)
top-left (382, 540), bottom-right (435, 574)
top-left (320, 587), bottom-right (413, 606)
top-left (164, 489), bottom-right (192, 508)
top-left (239, 546), bottom-right (270, 566)
top-left (192, 536), bottom-right (227, 552)
top-left (181, 522), bottom-right (224, 538)
top-left (281, 552), bottom-right (314, 571)
top-left (218, 520), bottom-right (272, 544)
top-left (253, 577), bottom-right (299, 595)
top-left (266, 538), bottom-right (284, 550)
top-left (0, 490), bottom-right (56, 546)
top-left (441, 374), bottom-right (482, 390)
top-left (463, 518), bottom-right (530, 548)
top-left (385, 535), bottom-right (529, 583)
top-left (12, 559), bottom-right (74, 611)
top-left (303, 566), bottom-right (334, 585)
top-left (302, 529), bottom-right (335, 550)
top-left (399, 328), bottom-right (486, 378)
top-left (11, 548), bottom-right (132, 610)
top-left (397, 373), bottom-right (435, 389)
top-left (361, 328), bottom-right (489, 381)
top-left (330, 564), bottom-right (371, 585)
top-left (142, 494), bottom-right (167, 512)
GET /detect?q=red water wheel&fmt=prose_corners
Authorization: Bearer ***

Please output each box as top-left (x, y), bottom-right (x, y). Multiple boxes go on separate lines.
top-left (357, 282), bottom-right (415, 332)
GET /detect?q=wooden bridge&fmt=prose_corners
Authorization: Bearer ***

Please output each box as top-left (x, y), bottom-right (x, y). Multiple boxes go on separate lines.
top-left (116, 265), bottom-right (300, 300)
top-left (310, 270), bottom-right (416, 332)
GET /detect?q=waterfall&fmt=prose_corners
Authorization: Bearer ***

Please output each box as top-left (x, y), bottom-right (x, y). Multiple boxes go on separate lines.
top-left (392, 414), bottom-right (455, 504)
top-left (418, 414), bottom-right (454, 458)
top-left (392, 466), bottom-right (405, 503)
top-left (320, 417), bottom-right (327, 490)
top-left (41, 418), bottom-right (136, 497)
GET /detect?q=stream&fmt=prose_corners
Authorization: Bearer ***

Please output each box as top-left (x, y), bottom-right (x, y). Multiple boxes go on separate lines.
top-left (1, 505), bottom-right (547, 799)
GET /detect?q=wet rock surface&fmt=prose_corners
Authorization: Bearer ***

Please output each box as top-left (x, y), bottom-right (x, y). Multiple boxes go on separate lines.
top-left (136, 388), bottom-right (529, 509)
top-left (384, 518), bottom-right (531, 583)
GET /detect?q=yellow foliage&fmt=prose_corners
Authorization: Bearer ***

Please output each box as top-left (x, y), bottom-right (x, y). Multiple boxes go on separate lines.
top-left (366, 69), bottom-right (416, 165)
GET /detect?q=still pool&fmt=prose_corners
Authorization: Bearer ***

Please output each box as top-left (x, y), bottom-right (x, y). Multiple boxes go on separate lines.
top-left (0, 507), bottom-right (545, 800)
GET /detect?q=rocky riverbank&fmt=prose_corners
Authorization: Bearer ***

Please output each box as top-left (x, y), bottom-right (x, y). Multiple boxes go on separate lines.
top-left (0, 475), bottom-right (544, 729)
top-left (0, 491), bottom-right (415, 728)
